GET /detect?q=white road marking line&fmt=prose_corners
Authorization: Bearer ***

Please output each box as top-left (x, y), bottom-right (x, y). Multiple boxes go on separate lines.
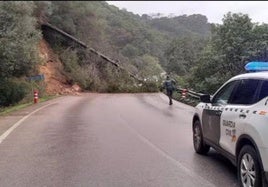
top-left (0, 103), bottom-right (55, 144)
top-left (120, 115), bottom-right (216, 187)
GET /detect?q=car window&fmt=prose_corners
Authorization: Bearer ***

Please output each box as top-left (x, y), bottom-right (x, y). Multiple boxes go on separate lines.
top-left (229, 79), bottom-right (260, 105)
top-left (258, 80), bottom-right (268, 101)
top-left (212, 80), bottom-right (238, 106)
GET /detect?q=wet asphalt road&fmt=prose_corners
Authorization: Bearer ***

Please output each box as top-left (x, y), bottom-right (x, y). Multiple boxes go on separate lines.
top-left (0, 93), bottom-right (239, 187)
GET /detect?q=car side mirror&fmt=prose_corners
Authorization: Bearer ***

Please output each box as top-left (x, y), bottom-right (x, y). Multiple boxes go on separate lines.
top-left (200, 94), bottom-right (211, 103)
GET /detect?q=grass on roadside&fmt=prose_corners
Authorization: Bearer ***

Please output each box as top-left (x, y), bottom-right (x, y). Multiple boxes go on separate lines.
top-left (0, 95), bottom-right (58, 115)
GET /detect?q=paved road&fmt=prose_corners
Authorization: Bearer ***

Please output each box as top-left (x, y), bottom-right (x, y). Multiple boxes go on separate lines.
top-left (0, 93), bottom-right (239, 187)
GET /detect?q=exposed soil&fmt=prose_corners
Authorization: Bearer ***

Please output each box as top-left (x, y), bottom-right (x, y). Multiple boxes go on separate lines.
top-left (38, 39), bottom-right (81, 96)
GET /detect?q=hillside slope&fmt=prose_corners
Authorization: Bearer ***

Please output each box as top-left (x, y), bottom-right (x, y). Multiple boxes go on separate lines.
top-left (38, 39), bottom-right (81, 95)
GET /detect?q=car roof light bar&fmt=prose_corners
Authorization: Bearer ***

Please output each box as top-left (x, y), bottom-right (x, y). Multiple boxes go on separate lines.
top-left (245, 61), bottom-right (268, 72)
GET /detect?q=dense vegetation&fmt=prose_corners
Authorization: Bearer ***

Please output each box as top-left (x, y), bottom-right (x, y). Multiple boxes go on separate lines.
top-left (190, 13), bottom-right (268, 93)
top-left (0, 1), bottom-right (268, 107)
top-left (0, 2), bottom-right (41, 106)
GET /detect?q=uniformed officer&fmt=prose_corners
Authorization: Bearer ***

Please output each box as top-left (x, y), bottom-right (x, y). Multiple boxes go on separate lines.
top-left (163, 75), bottom-right (176, 105)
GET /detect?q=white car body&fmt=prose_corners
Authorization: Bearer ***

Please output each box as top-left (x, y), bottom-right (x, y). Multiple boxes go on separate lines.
top-left (193, 72), bottom-right (268, 186)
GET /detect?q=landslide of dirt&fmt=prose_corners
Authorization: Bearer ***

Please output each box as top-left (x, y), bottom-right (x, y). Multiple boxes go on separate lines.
top-left (38, 39), bottom-right (81, 96)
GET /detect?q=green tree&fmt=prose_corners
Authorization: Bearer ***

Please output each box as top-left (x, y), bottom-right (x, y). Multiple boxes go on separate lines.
top-left (212, 12), bottom-right (254, 76)
top-left (250, 24), bottom-right (268, 61)
top-left (190, 12), bottom-right (268, 93)
top-left (137, 54), bottom-right (164, 81)
top-left (164, 36), bottom-right (208, 75)
top-left (0, 1), bottom-right (41, 78)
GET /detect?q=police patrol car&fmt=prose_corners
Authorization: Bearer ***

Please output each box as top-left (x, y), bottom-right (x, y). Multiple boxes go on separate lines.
top-left (192, 62), bottom-right (268, 187)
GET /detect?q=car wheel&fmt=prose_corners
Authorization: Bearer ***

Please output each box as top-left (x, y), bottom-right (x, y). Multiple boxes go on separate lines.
top-left (238, 145), bottom-right (262, 187)
top-left (193, 120), bottom-right (210, 154)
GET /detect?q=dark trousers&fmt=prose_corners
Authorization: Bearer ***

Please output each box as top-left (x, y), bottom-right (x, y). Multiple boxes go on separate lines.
top-left (166, 89), bottom-right (173, 105)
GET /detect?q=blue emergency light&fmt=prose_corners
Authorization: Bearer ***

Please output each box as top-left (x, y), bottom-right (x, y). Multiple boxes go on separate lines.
top-left (245, 61), bottom-right (268, 72)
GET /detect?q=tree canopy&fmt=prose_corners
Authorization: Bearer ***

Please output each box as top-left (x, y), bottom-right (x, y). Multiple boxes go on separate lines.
top-left (1, 1), bottom-right (268, 106)
top-left (190, 12), bottom-right (268, 93)
top-left (0, 1), bottom-right (41, 79)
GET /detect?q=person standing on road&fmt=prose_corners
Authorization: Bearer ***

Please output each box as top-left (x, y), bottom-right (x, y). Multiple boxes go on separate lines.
top-left (163, 75), bottom-right (176, 105)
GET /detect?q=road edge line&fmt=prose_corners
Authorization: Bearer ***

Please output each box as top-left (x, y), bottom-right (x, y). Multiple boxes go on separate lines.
top-left (0, 103), bottom-right (55, 144)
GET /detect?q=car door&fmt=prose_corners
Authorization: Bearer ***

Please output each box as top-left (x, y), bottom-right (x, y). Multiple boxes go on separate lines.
top-left (219, 79), bottom-right (260, 155)
top-left (202, 80), bottom-right (239, 146)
